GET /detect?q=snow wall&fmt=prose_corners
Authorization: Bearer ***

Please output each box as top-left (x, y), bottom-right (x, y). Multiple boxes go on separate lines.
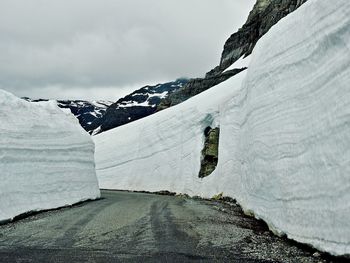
top-left (94, 0), bottom-right (350, 255)
top-left (0, 90), bottom-right (100, 222)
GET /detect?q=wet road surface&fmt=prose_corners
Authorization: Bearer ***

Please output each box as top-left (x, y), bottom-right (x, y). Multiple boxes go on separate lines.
top-left (0, 190), bottom-right (328, 262)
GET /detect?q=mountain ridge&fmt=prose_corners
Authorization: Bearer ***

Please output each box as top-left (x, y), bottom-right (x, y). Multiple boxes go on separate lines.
top-left (157, 0), bottom-right (308, 109)
top-left (25, 0), bottom-right (309, 135)
top-left (24, 79), bottom-right (188, 135)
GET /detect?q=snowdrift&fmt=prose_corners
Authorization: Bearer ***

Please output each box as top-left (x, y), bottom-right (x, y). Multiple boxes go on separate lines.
top-left (0, 90), bottom-right (100, 222)
top-left (94, 0), bottom-right (350, 255)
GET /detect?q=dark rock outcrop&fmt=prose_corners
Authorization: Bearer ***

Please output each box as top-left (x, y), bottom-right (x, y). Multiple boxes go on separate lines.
top-left (157, 0), bottom-right (308, 110)
top-left (199, 127), bottom-right (220, 178)
top-left (57, 100), bottom-right (112, 131)
top-left (23, 98), bottom-right (112, 132)
top-left (87, 79), bottom-right (188, 134)
top-left (218, 0), bottom-right (308, 72)
top-left (158, 69), bottom-right (245, 110)
top-left (24, 79), bottom-right (188, 135)
top-left (88, 106), bottom-right (157, 134)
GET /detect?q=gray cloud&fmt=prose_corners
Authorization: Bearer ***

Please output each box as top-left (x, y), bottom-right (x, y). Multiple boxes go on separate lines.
top-left (0, 0), bottom-right (255, 100)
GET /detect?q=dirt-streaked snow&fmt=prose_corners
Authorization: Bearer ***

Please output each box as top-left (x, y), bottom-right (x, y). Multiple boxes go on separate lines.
top-left (0, 90), bottom-right (100, 222)
top-left (94, 0), bottom-right (350, 255)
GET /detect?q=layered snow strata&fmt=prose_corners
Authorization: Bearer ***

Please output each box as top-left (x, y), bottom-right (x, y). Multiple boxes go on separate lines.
top-left (222, 0), bottom-right (350, 256)
top-left (94, 0), bottom-right (350, 255)
top-left (0, 90), bottom-right (100, 222)
top-left (94, 71), bottom-right (248, 195)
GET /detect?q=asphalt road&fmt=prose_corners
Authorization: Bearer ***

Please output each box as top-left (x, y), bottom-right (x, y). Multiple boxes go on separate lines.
top-left (0, 190), bottom-right (328, 262)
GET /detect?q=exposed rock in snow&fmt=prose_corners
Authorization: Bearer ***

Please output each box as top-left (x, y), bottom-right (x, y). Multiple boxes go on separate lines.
top-left (219, 0), bottom-right (308, 72)
top-left (88, 79), bottom-right (188, 134)
top-left (158, 0), bottom-right (308, 110)
top-left (24, 79), bottom-right (188, 135)
top-left (0, 90), bottom-right (100, 222)
top-left (157, 68), bottom-right (245, 110)
top-left (23, 98), bottom-right (113, 134)
top-left (57, 100), bottom-right (113, 131)
top-left (94, 0), bottom-right (350, 255)
top-left (199, 127), bottom-right (220, 178)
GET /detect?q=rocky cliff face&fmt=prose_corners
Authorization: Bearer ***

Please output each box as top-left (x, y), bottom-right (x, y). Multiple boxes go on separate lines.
top-left (24, 0), bottom-right (309, 135)
top-left (87, 79), bottom-right (188, 134)
top-left (25, 79), bottom-right (188, 135)
top-left (199, 127), bottom-right (220, 178)
top-left (218, 0), bottom-right (308, 71)
top-left (157, 69), bottom-right (244, 111)
top-left (158, 0), bottom-right (308, 110)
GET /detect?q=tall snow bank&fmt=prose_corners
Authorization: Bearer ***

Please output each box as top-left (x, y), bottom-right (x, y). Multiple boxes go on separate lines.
top-left (94, 68), bottom-right (248, 195)
top-left (94, 0), bottom-right (350, 255)
top-left (223, 0), bottom-right (350, 255)
top-left (0, 90), bottom-right (100, 222)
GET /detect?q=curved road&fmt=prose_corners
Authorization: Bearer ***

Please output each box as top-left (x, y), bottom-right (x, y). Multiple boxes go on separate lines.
top-left (0, 190), bottom-right (326, 262)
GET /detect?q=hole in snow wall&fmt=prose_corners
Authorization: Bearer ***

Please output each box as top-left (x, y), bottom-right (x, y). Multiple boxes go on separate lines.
top-left (198, 127), bottom-right (220, 178)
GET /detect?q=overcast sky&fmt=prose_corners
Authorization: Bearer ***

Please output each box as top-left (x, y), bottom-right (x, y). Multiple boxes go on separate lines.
top-left (0, 0), bottom-right (255, 100)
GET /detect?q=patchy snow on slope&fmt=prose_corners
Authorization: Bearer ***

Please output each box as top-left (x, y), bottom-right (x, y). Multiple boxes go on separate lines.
top-left (0, 90), bottom-right (100, 222)
top-left (94, 0), bottom-right (350, 256)
top-left (118, 91), bottom-right (173, 108)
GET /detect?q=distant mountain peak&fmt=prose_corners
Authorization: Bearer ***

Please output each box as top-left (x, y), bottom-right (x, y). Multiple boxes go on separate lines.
top-left (24, 78), bottom-right (188, 135)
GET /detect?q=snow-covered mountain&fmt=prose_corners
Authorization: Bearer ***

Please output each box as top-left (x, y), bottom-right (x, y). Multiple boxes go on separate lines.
top-left (94, 0), bottom-right (350, 256)
top-left (1, 90), bottom-right (100, 222)
top-left (24, 98), bottom-right (113, 132)
top-left (57, 100), bottom-right (113, 131)
top-left (87, 78), bottom-right (188, 135)
top-left (24, 79), bottom-right (188, 135)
